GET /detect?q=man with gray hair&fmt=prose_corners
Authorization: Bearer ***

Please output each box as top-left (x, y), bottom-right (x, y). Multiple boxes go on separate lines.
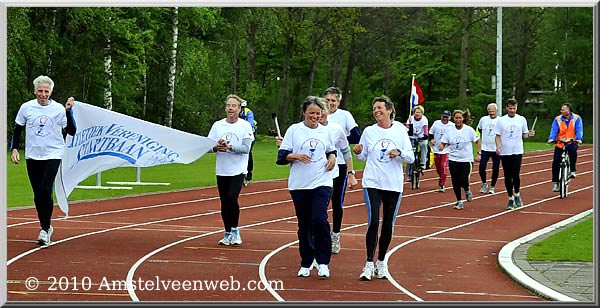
top-left (476, 103), bottom-right (500, 194)
top-left (10, 75), bottom-right (77, 246)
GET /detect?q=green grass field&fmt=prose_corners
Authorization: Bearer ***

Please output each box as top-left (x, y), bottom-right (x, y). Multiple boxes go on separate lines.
top-left (6, 137), bottom-right (592, 262)
top-left (527, 216), bottom-right (594, 262)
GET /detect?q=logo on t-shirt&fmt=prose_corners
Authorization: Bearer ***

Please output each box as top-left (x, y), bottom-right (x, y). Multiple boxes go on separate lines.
top-left (34, 115), bottom-right (52, 137)
top-left (450, 136), bottom-right (467, 151)
top-left (301, 138), bottom-right (324, 161)
top-left (221, 132), bottom-right (240, 152)
top-left (485, 124), bottom-right (495, 136)
top-left (507, 125), bottom-right (518, 139)
top-left (375, 139), bottom-right (398, 163)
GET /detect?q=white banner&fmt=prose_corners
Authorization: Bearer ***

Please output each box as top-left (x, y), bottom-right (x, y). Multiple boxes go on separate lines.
top-left (55, 102), bottom-right (215, 215)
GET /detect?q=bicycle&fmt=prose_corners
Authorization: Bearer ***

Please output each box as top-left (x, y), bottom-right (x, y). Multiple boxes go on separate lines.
top-left (407, 138), bottom-right (424, 190)
top-left (552, 138), bottom-right (575, 199)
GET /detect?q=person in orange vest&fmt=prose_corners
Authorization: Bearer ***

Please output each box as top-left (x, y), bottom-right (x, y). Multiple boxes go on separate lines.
top-left (547, 103), bottom-right (583, 192)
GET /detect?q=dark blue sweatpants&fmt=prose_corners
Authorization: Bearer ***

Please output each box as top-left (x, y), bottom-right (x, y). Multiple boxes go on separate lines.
top-left (290, 186), bottom-right (332, 268)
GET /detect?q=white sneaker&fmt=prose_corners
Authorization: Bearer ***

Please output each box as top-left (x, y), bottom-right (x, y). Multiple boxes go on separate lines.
top-left (317, 264), bottom-right (330, 278)
top-left (297, 267), bottom-right (311, 277)
top-left (230, 228), bottom-right (242, 245)
top-left (553, 183), bottom-right (559, 192)
top-left (331, 232), bottom-right (341, 254)
top-left (488, 186), bottom-right (495, 194)
top-left (465, 190), bottom-right (473, 202)
top-left (570, 171), bottom-right (576, 179)
top-left (309, 259), bottom-right (318, 271)
top-left (480, 183), bottom-right (488, 193)
top-left (218, 232), bottom-right (232, 246)
top-left (37, 229), bottom-right (49, 246)
top-left (359, 262), bottom-right (375, 281)
top-left (375, 260), bottom-right (389, 279)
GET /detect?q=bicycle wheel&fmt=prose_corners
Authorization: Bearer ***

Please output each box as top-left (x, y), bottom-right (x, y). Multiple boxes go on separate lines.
top-left (559, 160), bottom-right (568, 198)
top-left (412, 151), bottom-right (420, 190)
top-left (414, 168), bottom-right (420, 189)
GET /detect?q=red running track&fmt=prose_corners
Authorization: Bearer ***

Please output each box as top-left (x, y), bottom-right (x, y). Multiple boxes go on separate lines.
top-left (6, 146), bottom-right (594, 302)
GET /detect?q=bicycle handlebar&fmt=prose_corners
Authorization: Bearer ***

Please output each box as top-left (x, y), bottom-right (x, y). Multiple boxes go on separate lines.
top-left (549, 138), bottom-right (575, 144)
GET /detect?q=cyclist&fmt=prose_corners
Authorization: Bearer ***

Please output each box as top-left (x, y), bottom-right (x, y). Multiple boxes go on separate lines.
top-left (547, 103), bottom-right (583, 192)
top-left (406, 105), bottom-right (429, 181)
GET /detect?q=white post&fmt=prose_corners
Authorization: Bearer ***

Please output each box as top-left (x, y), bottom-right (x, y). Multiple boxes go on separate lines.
top-left (496, 7), bottom-right (503, 116)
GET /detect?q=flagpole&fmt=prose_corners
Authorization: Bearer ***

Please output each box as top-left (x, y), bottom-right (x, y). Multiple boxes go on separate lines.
top-left (407, 74), bottom-right (416, 124)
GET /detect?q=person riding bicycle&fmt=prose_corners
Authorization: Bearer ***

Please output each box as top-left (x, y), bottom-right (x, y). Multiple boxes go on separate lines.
top-left (405, 105), bottom-right (428, 181)
top-left (547, 103), bottom-right (583, 192)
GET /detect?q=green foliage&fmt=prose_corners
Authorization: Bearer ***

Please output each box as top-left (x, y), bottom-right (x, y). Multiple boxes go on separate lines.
top-left (6, 7), bottom-right (594, 144)
top-left (527, 216), bottom-right (593, 262)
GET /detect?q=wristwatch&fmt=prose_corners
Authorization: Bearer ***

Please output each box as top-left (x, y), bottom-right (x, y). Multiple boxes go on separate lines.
top-left (348, 170), bottom-right (356, 175)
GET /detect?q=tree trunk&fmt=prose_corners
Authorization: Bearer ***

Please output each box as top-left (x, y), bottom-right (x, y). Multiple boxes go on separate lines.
top-left (231, 36), bottom-right (238, 93)
top-left (307, 55), bottom-right (317, 96)
top-left (142, 51), bottom-right (147, 119)
top-left (341, 35), bottom-right (357, 110)
top-left (46, 8), bottom-right (57, 75)
top-left (278, 35), bottom-right (293, 129)
top-left (246, 19), bottom-right (258, 82)
top-left (103, 14), bottom-right (113, 111)
top-left (331, 48), bottom-right (343, 88)
top-left (165, 7), bottom-right (178, 128)
top-left (458, 8), bottom-right (474, 110)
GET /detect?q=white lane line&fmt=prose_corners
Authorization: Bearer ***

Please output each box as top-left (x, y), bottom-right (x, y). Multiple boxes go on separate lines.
top-left (9, 148), bottom-right (586, 227)
top-left (259, 164), bottom-right (593, 302)
top-left (384, 180), bottom-right (594, 301)
top-left (7, 199), bottom-right (292, 266)
top-left (6, 186), bottom-right (289, 228)
top-left (426, 290), bottom-right (539, 299)
top-left (126, 215), bottom-right (300, 301)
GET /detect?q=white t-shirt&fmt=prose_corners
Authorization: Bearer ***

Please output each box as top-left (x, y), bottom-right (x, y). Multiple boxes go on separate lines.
top-left (15, 99), bottom-right (68, 160)
top-left (477, 115), bottom-right (499, 152)
top-left (441, 125), bottom-right (479, 162)
top-left (326, 121), bottom-right (349, 167)
top-left (355, 122), bottom-right (414, 192)
top-left (410, 115), bottom-right (428, 139)
top-left (279, 122), bottom-right (336, 190)
top-left (207, 118), bottom-right (255, 176)
top-left (429, 119), bottom-right (453, 154)
top-left (494, 114), bottom-right (529, 155)
top-left (328, 108), bottom-right (358, 137)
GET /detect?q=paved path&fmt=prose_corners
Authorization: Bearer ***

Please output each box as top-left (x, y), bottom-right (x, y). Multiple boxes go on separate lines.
top-left (500, 209), bottom-right (595, 302)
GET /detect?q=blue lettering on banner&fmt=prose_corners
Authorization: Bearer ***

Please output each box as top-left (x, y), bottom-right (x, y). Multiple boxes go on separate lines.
top-left (70, 123), bottom-right (181, 166)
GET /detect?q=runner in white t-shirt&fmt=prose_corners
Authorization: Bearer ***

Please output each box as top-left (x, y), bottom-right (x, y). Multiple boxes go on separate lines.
top-left (208, 95), bottom-right (255, 247)
top-left (354, 95), bottom-right (414, 281)
top-left (321, 86), bottom-right (360, 254)
top-left (10, 75), bottom-right (77, 246)
top-left (494, 98), bottom-right (535, 210)
top-left (429, 110), bottom-right (453, 192)
top-left (439, 110), bottom-right (479, 210)
top-left (475, 103), bottom-right (500, 195)
top-left (276, 96), bottom-right (337, 279)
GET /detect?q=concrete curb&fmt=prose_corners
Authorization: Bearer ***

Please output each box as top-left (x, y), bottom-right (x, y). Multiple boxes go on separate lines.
top-left (498, 209), bottom-right (593, 301)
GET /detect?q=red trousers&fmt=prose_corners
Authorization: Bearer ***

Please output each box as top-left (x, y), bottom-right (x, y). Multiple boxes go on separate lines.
top-left (434, 153), bottom-right (449, 187)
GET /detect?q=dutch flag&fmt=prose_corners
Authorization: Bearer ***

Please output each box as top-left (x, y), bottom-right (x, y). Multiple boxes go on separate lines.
top-left (411, 79), bottom-right (425, 109)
